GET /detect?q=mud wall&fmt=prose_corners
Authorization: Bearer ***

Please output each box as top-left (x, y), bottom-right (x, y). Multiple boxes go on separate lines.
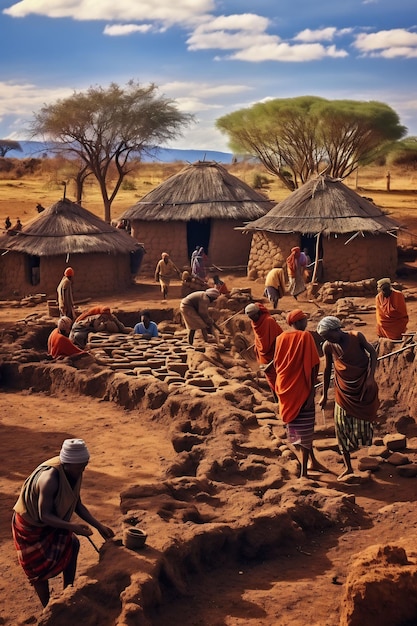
top-left (131, 220), bottom-right (253, 276)
top-left (0, 251), bottom-right (132, 300)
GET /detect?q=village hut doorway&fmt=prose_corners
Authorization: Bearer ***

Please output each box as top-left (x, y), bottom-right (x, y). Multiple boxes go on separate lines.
top-left (27, 254), bottom-right (40, 286)
top-left (187, 219), bottom-right (211, 260)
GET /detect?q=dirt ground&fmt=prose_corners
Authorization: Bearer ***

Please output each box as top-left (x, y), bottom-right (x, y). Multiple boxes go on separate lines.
top-left (1, 269), bottom-right (417, 626)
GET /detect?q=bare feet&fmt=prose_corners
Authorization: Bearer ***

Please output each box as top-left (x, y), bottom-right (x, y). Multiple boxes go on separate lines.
top-left (308, 461), bottom-right (332, 474)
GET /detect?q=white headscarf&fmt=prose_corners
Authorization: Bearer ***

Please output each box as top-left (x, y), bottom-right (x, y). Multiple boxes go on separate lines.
top-left (59, 438), bottom-right (90, 464)
top-left (317, 316), bottom-right (342, 335)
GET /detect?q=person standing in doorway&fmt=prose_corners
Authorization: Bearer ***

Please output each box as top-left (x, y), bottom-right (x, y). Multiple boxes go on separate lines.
top-left (286, 247), bottom-right (306, 299)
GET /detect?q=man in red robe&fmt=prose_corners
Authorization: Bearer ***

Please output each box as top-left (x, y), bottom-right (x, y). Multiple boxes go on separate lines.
top-left (375, 278), bottom-right (409, 340)
top-left (274, 309), bottom-right (328, 478)
top-left (245, 302), bottom-right (283, 399)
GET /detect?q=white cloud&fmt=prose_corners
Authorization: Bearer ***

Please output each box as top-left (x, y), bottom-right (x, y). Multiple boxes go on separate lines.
top-left (229, 42), bottom-right (348, 62)
top-left (3, 0), bottom-right (214, 26)
top-left (294, 27), bottom-right (338, 42)
top-left (187, 13), bottom-right (275, 51)
top-left (354, 29), bottom-right (417, 57)
top-left (103, 23), bottom-right (153, 36)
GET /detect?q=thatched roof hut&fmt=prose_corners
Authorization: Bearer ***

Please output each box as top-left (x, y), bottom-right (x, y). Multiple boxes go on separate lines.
top-left (0, 198), bottom-right (145, 300)
top-left (243, 175), bottom-right (401, 282)
top-left (120, 161), bottom-right (274, 274)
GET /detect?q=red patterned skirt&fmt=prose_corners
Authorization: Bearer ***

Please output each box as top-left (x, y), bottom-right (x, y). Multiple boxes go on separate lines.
top-left (12, 512), bottom-right (73, 583)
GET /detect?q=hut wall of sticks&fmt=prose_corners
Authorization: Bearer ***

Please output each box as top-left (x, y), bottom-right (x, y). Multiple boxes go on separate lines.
top-left (243, 175), bottom-right (400, 284)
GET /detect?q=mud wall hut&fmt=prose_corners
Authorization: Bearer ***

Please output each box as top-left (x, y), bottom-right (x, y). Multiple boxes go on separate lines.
top-left (243, 175), bottom-right (401, 283)
top-left (0, 198), bottom-right (144, 300)
top-left (120, 161), bottom-right (274, 274)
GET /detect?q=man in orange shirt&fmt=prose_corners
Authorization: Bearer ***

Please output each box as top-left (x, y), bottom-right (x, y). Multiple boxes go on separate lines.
top-left (375, 278), bottom-right (409, 340)
top-left (274, 309), bottom-right (328, 478)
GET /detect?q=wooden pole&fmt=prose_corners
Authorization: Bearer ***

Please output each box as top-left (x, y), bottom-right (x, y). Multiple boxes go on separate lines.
top-left (311, 232), bottom-right (322, 284)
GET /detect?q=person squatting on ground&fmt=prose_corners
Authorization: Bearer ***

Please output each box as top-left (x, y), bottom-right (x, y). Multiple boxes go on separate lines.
top-left (180, 270), bottom-right (207, 297)
top-left (264, 265), bottom-right (287, 309)
top-left (12, 438), bottom-right (114, 608)
top-left (47, 316), bottom-right (87, 361)
top-left (245, 302), bottom-right (283, 401)
top-left (180, 288), bottom-right (221, 346)
top-left (154, 252), bottom-right (181, 300)
top-left (57, 267), bottom-right (76, 320)
top-left (133, 310), bottom-right (159, 339)
top-left (317, 316), bottom-right (380, 481)
top-left (375, 277), bottom-right (409, 340)
top-left (286, 247), bottom-right (306, 300)
top-left (274, 309), bottom-right (329, 478)
top-left (70, 306), bottom-right (131, 348)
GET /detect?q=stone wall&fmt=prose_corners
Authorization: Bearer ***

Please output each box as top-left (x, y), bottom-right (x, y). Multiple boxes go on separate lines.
top-left (247, 231), bottom-right (299, 280)
top-left (247, 231), bottom-right (397, 282)
top-left (0, 252), bottom-right (132, 300)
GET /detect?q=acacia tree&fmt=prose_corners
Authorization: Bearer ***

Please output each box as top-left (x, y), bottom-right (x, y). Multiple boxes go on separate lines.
top-left (0, 140), bottom-right (22, 157)
top-left (31, 81), bottom-right (193, 222)
top-left (216, 97), bottom-right (406, 189)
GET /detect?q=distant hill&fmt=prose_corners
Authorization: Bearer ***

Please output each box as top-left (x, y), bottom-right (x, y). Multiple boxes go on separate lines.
top-left (9, 141), bottom-right (234, 164)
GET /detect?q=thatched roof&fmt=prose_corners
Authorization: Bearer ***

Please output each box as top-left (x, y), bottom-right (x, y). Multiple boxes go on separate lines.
top-left (120, 161), bottom-right (274, 222)
top-left (243, 175), bottom-right (401, 236)
top-left (0, 198), bottom-right (142, 256)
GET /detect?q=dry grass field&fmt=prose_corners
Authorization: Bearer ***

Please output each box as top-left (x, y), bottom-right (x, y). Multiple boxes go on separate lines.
top-left (0, 159), bottom-right (416, 240)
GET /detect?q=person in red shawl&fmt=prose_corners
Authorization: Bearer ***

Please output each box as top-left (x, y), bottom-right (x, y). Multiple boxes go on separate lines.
top-left (12, 439), bottom-right (114, 607)
top-left (318, 316), bottom-right (379, 481)
top-left (375, 277), bottom-right (409, 340)
top-left (245, 302), bottom-right (283, 400)
top-left (274, 309), bottom-right (329, 478)
top-left (286, 246), bottom-right (306, 300)
top-left (47, 317), bottom-right (86, 360)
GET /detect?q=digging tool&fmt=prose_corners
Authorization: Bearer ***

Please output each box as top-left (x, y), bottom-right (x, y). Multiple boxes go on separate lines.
top-left (376, 342), bottom-right (416, 361)
top-left (218, 308), bottom-right (246, 327)
top-left (86, 535), bottom-right (100, 553)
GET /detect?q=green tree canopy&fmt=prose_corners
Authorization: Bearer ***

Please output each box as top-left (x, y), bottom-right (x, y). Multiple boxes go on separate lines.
top-left (31, 81), bottom-right (193, 222)
top-left (216, 96), bottom-right (407, 189)
top-left (0, 139), bottom-right (22, 157)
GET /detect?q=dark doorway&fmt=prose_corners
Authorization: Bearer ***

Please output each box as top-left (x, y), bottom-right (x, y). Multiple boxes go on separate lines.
top-left (27, 254), bottom-right (40, 286)
top-left (187, 219), bottom-right (211, 261)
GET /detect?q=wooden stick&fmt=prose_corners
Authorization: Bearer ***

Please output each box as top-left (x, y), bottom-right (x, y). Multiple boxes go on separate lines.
top-left (86, 535), bottom-right (100, 553)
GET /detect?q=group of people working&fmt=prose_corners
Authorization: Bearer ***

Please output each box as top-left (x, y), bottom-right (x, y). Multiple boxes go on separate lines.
top-left (13, 258), bottom-right (411, 611)
top-left (245, 272), bottom-right (410, 480)
top-left (246, 304), bottom-right (380, 481)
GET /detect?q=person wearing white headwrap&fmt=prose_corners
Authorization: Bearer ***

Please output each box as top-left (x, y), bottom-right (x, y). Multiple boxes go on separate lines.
top-left (12, 439), bottom-right (114, 607)
top-left (47, 316), bottom-right (86, 360)
top-left (317, 317), bottom-right (380, 481)
top-left (180, 288), bottom-right (220, 345)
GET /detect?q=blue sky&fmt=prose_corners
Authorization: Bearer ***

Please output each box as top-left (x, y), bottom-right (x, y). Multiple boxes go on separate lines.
top-left (1, 0), bottom-right (416, 152)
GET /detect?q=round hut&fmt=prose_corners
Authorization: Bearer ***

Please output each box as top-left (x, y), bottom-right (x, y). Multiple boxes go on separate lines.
top-left (119, 161), bottom-right (274, 274)
top-left (243, 175), bottom-right (401, 282)
top-left (0, 198), bottom-right (145, 300)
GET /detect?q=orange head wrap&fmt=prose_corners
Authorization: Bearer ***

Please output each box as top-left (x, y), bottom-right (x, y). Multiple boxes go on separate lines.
top-left (286, 309), bottom-right (307, 326)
